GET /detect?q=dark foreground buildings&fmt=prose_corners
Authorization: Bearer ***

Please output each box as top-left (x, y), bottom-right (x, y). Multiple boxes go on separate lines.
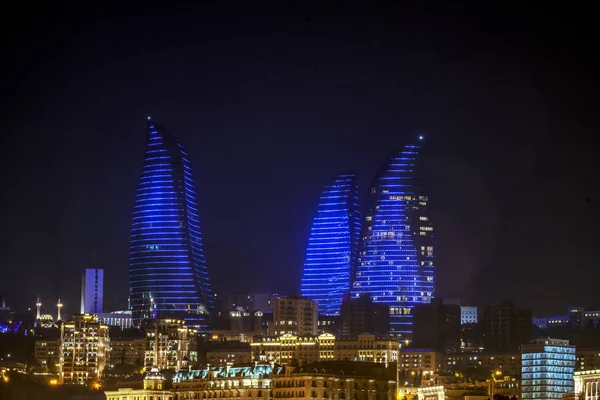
top-left (483, 301), bottom-right (532, 352)
top-left (129, 119), bottom-right (213, 330)
top-left (412, 299), bottom-right (461, 352)
top-left (339, 295), bottom-right (389, 336)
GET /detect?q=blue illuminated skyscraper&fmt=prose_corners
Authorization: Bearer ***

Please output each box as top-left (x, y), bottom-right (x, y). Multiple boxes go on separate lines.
top-left (301, 172), bottom-right (360, 316)
top-left (351, 140), bottom-right (434, 337)
top-left (129, 119), bottom-right (212, 330)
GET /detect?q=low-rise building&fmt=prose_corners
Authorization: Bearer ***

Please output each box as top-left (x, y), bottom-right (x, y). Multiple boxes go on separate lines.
top-left (400, 348), bottom-right (442, 374)
top-left (532, 316), bottom-right (548, 329)
top-left (335, 333), bottom-right (398, 364)
top-left (270, 297), bottom-right (318, 336)
top-left (251, 333), bottom-right (398, 365)
top-left (110, 338), bottom-right (146, 366)
top-left (489, 375), bottom-right (520, 399)
top-left (547, 316), bottom-right (570, 328)
top-left (577, 349), bottom-right (600, 371)
top-left (272, 362), bottom-right (396, 400)
top-left (97, 310), bottom-right (134, 330)
top-left (105, 367), bottom-right (172, 400)
top-left (574, 369), bottom-right (600, 400)
top-left (35, 339), bottom-right (61, 371)
top-left (204, 340), bottom-right (252, 366)
top-left (534, 308), bottom-right (600, 330)
top-left (107, 361), bottom-right (396, 400)
top-left (443, 352), bottom-right (521, 377)
top-left (109, 362), bottom-right (281, 400)
top-left (174, 363), bottom-right (277, 399)
top-left (210, 310), bottom-right (265, 342)
top-left (417, 386), bottom-right (445, 400)
top-left (0, 361), bottom-right (27, 381)
top-left (144, 318), bottom-right (197, 371)
top-left (584, 311), bottom-right (600, 328)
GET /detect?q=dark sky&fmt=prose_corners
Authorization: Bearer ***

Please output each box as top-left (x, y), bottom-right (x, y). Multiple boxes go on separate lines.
top-left (1, 1), bottom-right (598, 318)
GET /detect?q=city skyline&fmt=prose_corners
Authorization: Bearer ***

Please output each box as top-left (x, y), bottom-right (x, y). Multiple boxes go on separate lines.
top-left (1, 1), bottom-right (599, 317)
top-left (2, 2), bottom-right (600, 398)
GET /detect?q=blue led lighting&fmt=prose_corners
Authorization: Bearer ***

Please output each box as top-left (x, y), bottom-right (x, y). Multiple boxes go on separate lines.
top-left (350, 144), bottom-right (434, 337)
top-left (301, 172), bottom-right (360, 316)
top-left (129, 120), bottom-right (212, 331)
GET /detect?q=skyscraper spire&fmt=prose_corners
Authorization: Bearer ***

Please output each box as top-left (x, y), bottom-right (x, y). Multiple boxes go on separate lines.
top-left (36, 294), bottom-right (42, 320)
top-left (57, 297), bottom-right (63, 321)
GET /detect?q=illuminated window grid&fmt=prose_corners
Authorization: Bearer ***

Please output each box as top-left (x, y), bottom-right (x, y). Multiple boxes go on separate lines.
top-left (351, 142), bottom-right (435, 337)
top-left (129, 120), bottom-right (213, 331)
top-left (301, 172), bottom-right (360, 316)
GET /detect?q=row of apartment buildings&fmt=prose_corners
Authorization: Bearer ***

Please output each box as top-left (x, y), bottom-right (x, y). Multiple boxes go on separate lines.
top-left (104, 348), bottom-right (600, 400)
top-left (106, 362), bottom-right (396, 400)
top-left (36, 318), bottom-right (600, 386)
top-left (34, 315), bottom-right (403, 385)
top-left (250, 333), bottom-right (399, 365)
top-left (35, 315), bottom-right (198, 384)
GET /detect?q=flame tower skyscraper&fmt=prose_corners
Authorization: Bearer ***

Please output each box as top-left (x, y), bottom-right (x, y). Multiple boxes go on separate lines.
top-left (301, 172), bottom-right (361, 316)
top-left (351, 139), bottom-right (434, 337)
top-left (129, 119), bottom-right (212, 330)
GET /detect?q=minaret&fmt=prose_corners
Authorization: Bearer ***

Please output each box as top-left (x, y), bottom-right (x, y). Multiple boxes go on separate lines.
top-left (36, 294), bottom-right (42, 320)
top-left (57, 297), bottom-right (63, 321)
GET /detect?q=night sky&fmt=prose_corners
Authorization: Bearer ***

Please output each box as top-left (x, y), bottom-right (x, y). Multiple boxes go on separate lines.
top-left (2, 1), bottom-right (598, 317)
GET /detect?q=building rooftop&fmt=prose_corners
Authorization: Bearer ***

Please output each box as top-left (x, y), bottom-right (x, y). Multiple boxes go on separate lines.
top-left (528, 338), bottom-right (571, 346)
top-left (173, 363), bottom-right (283, 383)
top-left (287, 361), bottom-right (396, 380)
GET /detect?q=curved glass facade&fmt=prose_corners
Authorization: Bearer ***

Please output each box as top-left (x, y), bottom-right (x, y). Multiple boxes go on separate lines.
top-left (129, 120), bottom-right (212, 330)
top-left (351, 141), bottom-right (434, 337)
top-left (301, 172), bottom-right (360, 316)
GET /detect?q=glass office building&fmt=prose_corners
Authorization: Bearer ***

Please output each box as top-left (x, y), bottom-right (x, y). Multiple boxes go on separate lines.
top-left (129, 119), bottom-right (212, 330)
top-left (521, 338), bottom-right (576, 400)
top-left (301, 172), bottom-right (360, 315)
top-left (351, 139), bottom-right (434, 337)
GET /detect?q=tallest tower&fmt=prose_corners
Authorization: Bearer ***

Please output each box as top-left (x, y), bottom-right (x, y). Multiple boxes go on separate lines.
top-left (351, 138), bottom-right (434, 338)
top-left (129, 119), bottom-right (212, 330)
